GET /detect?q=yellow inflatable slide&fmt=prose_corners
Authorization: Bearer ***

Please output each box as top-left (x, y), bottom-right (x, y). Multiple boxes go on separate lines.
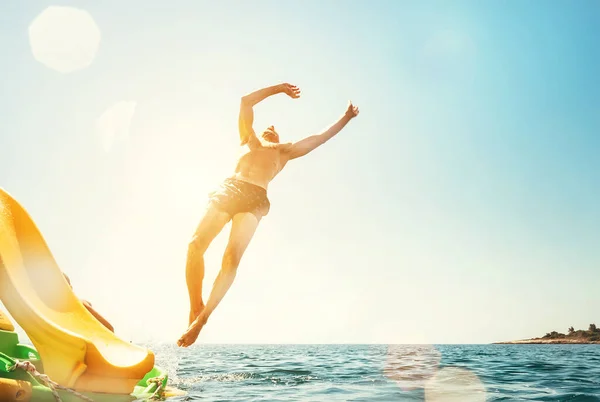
top-left (0, 187), bottom-right (154, 394)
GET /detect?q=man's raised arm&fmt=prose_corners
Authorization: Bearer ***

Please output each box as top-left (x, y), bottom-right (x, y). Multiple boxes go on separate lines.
top-left (286, 101), bottom-right (359, 160)
top-left (239, 83), bottom-right (301, 147)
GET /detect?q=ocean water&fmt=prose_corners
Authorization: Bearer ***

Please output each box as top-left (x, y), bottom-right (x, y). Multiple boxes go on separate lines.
top-left (149, 343), bottom-right (600, 401)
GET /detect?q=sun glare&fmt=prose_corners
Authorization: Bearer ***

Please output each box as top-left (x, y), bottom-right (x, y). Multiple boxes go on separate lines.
top-left (96, 101), bottom-right (138, 152)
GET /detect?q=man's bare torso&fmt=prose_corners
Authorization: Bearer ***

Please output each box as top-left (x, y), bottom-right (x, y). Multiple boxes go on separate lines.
top-left (230, 144), bottom-right (292, 190)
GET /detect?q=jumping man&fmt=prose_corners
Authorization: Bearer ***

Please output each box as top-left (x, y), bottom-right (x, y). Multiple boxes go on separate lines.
top-left (177, 83), bottom-right (359, 347)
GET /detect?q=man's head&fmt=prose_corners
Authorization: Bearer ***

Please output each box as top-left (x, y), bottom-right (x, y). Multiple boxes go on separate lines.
top-left (261, 125), bottom-right (280, 143)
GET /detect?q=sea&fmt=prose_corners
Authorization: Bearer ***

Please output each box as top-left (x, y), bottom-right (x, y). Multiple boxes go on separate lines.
top-left (148, 343), bottom-right (600, 401)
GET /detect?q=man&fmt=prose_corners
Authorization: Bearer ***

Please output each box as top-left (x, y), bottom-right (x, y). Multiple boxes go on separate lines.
top-left (177, 82), bottom-right (359, 347)
top-left (63, 273), bottom-right (114, 332)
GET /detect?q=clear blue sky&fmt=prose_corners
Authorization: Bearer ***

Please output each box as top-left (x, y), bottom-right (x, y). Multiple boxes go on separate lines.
top-left (1, 0), bottom-right (598, 344)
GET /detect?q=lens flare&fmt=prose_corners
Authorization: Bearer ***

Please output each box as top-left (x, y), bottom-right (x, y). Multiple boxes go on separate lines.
top-left (384, 344), bottom-right (442, 391)
top-left (96, 101), bottom-right (137, 152)
top-left (424, 366), bottom-right (486, 402)
top-left (28, 6), bottom-right (101, 73)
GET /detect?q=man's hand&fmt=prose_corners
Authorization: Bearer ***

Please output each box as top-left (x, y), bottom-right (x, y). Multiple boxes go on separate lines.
top-left (279, 83), bottom-right (301, 99)
top-left (239, 83), bottom-right (300, 147)
top-left (345, 101), bottom-right (359, 119)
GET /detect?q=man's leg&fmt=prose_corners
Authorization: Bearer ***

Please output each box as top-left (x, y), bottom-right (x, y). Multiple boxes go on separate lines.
top-left (177, 212), bottom-right (260, 347)
top-left (186, 204), bottom-right (231, 325)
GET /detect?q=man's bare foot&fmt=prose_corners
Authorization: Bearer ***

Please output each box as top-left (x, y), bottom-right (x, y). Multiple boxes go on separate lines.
top-left (189, 304), bottom-right (205, 326)
top-left (177, 314), bottom-right (208, 347)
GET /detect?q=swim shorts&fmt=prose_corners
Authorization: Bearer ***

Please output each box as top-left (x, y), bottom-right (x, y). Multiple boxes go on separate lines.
top-left (208, 178), bottom-right (270, 219)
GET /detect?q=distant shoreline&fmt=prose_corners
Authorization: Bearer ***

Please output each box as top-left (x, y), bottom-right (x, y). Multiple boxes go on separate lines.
top-left (495, 325), bottom-right (600, 344)
top-left (494, 338), bottom-right (600, 344)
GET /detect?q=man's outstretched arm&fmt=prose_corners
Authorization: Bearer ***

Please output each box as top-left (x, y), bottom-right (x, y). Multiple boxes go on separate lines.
top-left (239, 83), bottom-right (301, 147)
top-left (286, 101), bottom-right (359, 160)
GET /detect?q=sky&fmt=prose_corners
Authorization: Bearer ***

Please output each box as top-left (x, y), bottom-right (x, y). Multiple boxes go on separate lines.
top-left (0, 0), bottom-right (598, 345)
